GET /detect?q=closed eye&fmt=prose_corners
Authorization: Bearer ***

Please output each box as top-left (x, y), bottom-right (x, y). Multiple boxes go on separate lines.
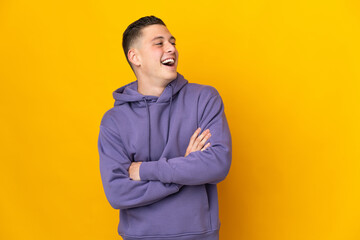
top-left (155, 42), bottom-right (176, 46)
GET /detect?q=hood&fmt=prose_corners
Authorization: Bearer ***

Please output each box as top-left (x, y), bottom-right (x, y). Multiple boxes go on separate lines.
top-left (113, 73), bottom-right (188, 107)
top-left (112, 73), bottom-right (188, 162)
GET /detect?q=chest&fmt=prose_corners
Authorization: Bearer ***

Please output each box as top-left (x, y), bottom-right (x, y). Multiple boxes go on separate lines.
top-left (116, 96), bottom-right (200, 162)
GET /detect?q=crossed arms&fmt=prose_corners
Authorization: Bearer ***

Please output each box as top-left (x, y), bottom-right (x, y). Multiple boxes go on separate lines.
top-left (128, 128), bottom-right (212, 180)
top-left (98, 92), bottom-right (232, 209)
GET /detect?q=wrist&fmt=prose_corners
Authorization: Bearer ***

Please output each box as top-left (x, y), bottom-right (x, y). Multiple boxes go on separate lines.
top-left (129, 162), bottom-right (142, 181)
top-left (139, 161), bottom-right (159, 181)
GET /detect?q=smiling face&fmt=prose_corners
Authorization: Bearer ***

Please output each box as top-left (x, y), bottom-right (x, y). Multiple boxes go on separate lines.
top-left (128, 24), bottom-right (179, 85)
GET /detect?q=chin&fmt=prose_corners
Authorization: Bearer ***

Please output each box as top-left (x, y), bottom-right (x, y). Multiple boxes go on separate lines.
top-left (162, 71), bottom-right (178, 81)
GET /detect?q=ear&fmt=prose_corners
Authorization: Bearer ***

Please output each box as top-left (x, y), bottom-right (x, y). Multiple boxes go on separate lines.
top-left (128, 49), bottom-right (141, 67)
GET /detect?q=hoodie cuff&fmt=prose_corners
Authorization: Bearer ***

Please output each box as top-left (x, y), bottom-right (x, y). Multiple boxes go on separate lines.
top-left (139, 161), bottom-right (159, 181)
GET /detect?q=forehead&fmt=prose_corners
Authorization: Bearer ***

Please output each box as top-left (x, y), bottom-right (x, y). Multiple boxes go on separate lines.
top-left (139, 24), bottom-right (174, 41)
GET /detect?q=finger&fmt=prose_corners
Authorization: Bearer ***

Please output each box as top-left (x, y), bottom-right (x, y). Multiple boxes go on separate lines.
top-left (188, 128), bottom-right (201, 149)
top-left (196, 132), bottom-right (211, 150)
top-left (201, 142), bottom-right (211, 151)
top-left (185, 128), bottom-right (201, 156)
top-left (193, 129), bottom-right (210, 149)
top-left (200, 132), bottom-right (211, 148)
top-left (184, 149), bottom-right (190, 157)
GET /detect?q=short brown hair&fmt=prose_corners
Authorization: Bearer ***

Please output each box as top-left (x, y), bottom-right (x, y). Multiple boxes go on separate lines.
top-left (122, 16), bottom-right (166, 67)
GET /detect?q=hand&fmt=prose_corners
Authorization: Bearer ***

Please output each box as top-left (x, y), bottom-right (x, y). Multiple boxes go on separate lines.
top-left (129, 162), bottom-right (142, 181)
top-left (184, 128), bottom-right (211, 157)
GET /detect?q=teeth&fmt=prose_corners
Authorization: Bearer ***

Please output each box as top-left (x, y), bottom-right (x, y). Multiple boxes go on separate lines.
top-left (161, 58), bottom-right (175, 64)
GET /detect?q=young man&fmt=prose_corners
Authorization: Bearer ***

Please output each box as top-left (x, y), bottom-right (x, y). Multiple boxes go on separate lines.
top-left (98, 16), bottom-right (232, 240)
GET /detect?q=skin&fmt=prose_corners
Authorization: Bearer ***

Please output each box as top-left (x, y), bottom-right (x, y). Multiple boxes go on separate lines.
top-left (127, 24), bottom-right (212, 180)
top-left (127, 24), bottom-right (179, 97)
top-left (184, 128), bottom-right (211, 157)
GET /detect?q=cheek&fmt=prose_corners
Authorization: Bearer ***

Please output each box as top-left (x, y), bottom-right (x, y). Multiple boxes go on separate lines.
top-left (149, 50), bottom-right (163, 62)
top-left (142, 54), bottom-right (159, 67)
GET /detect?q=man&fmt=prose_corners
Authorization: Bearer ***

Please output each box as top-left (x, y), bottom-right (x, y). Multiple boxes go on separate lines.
top-left (98, 16), bottom-right (232, 240)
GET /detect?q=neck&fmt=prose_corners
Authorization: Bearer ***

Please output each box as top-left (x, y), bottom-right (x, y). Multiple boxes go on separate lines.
top-left (136, 74), bottom-right (174, 97)
top-left (137, 81), bottom-right (166, 97)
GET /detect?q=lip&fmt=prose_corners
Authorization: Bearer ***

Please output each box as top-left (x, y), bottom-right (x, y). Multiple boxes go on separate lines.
top-left (162, 63), bottom-right (177, 69)
top-left (161, 57), bottom-right (177, 69)
top-left (161, 57), bottom-right (176, 62)
top-left (161, 57), bottom-right (176, 65)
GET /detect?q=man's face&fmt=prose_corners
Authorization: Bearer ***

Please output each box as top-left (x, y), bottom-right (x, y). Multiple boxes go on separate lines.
top-left (132, 24), bottom-right (178, 83)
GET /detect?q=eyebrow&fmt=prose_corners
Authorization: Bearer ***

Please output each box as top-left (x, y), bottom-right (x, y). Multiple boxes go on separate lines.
top-left (151, 36), bottom-right (176, 41)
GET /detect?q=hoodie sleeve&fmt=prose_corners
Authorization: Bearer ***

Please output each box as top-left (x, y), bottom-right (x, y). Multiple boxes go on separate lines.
top-left (139, 91), bottom-right (232, 185)
top-left (98, 123), bottom-right (180, 210)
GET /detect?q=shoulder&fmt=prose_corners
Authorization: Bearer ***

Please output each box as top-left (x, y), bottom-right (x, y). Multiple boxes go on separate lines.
top-left (184, 82), bottom-right (220, 99)
top-left (99, 107), bottom-right (119, 129)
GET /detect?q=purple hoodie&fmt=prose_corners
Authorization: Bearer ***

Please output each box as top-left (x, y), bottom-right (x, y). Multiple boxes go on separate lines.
top-left (98, 73), bottom-right (232, 240)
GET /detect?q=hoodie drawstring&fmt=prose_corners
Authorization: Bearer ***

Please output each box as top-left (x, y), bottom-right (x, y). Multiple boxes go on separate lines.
top-left (166, 85), bottom-right (173, 145)
top-left (142, 84), bottom-right (174, 162)
top-left (143, 98), bottom-right (151, 162)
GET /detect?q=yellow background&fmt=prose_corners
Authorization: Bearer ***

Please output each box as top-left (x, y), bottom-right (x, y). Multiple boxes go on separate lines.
top-left (1, 0), bottom-right (359, 239)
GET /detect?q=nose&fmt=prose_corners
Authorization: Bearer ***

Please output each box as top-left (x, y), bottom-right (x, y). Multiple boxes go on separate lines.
top-left (165, 41), bottom-right (176, 53)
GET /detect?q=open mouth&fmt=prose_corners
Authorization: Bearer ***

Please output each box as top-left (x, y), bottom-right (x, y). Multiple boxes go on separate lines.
top-left (161, 58), bottom-right (175, 66)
